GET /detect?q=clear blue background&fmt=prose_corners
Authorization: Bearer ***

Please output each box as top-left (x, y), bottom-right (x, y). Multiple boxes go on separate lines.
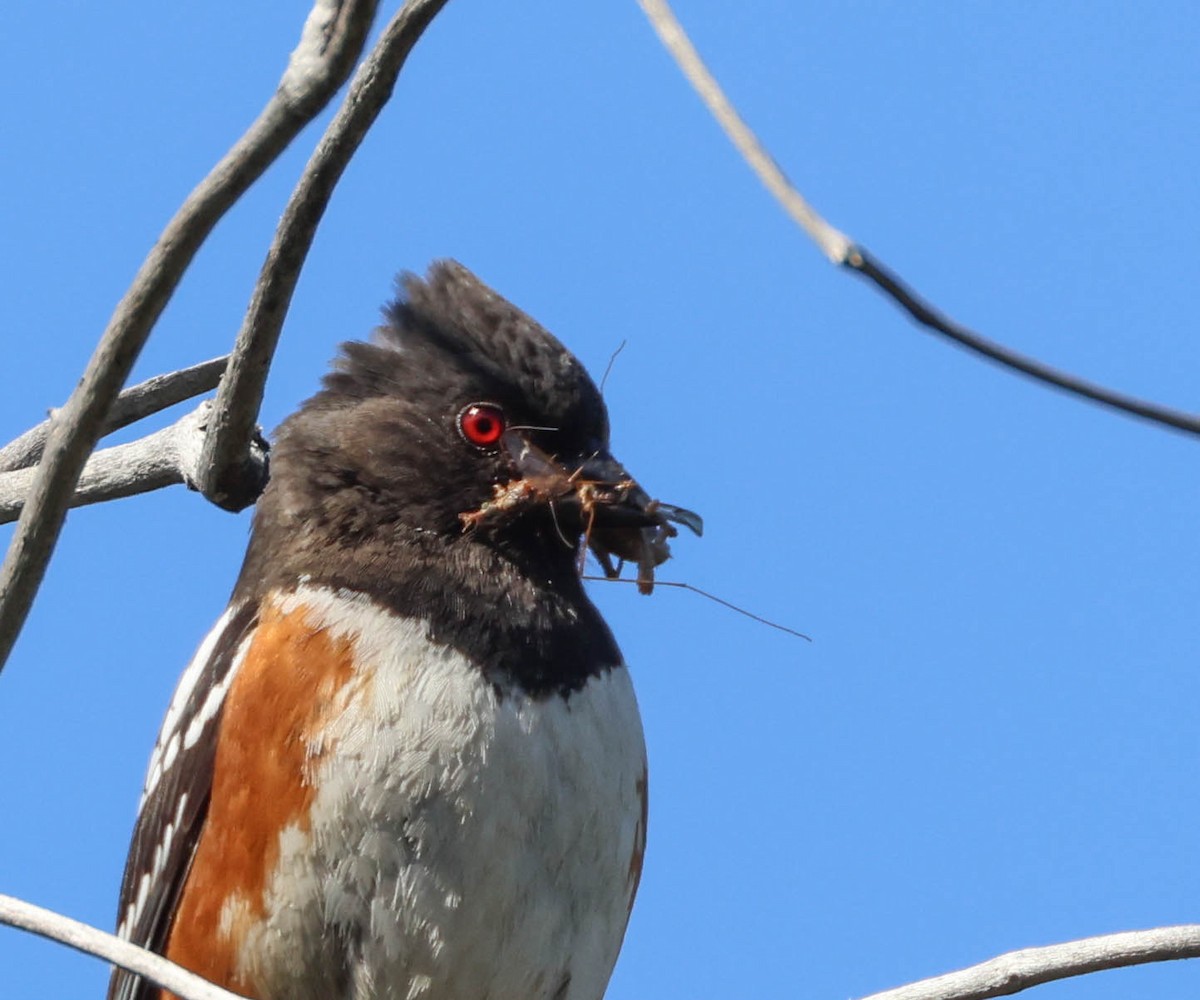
top-left (2, 3), bottom-right (1199, 999)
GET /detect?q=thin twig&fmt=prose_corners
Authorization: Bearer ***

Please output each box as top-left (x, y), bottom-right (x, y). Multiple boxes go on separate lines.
top-left (858, 925), bottom-right (1200, 1000)
top-left (0, 402), bottom-right (266, 525)
top-left (0, 0), bottom-right (378, 674)
top-left (0, 356), bottom-right (227, 474)
top-left (845, 249), bottom-right (1200, 436)
top-left (0, 892), bottom-right (248, 1000)
top-left (197, 0), bottom-right (454, 510)
top-left (635, 0), bottom-right (1200, 439)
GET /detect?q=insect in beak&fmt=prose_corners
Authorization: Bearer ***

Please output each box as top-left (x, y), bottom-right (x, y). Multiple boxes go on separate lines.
top-left (459, 429), bottom-right (702, 593)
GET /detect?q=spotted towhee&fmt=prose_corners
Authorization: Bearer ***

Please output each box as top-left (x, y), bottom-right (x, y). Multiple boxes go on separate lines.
top-left (107, 261), bottom-right (699, 1000)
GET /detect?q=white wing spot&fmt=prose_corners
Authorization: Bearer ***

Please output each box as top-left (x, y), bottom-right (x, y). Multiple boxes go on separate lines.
top-left (182, 656), bottom-right (240, 750)
top-left (123, 792), bottom-right (190, 937)
top-left (130, 874), bottom-right (151, 934)
top-left (141, 607), bottom-right (237, 804)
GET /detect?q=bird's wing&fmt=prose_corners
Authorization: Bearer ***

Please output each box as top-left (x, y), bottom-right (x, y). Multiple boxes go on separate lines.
top-left (107, 600), bottom-right (259, 1000)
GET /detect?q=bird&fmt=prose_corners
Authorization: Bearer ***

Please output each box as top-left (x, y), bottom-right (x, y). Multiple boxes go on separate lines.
top-left (108, 260), bottom-right (700, 1000)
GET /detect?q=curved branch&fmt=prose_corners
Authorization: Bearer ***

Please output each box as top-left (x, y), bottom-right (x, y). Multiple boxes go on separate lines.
top-left (0, 356), bottom-right (227, 474)
top-left (636, 0), bottom-right (1200, 440)
top-left (196, 0), bottom-right (454, 511)
top-left (0, 0), bottom-right (379, 674)
top-left (636, 0), bottom-right (851, 263)
top-left (0, 892), bottom-right (247, 1000)
top-left (859, 925), bottom-right (1200, 1000)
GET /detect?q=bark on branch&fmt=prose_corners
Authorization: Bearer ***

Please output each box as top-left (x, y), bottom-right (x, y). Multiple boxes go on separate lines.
top-left (0, 402), bottom-right (267, 526)
top-left (858, 925), bottom-right (1200, 1000)
top-left (0, 356), bottom-right (227, 475)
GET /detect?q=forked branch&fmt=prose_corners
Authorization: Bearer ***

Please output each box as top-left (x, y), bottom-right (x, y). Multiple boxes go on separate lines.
top-left (0, 0), bottom-right (379, 673)
top-left (0, 356), bottom-right (227, 475)
top-left (198, 0), bottom-right (454, 510)
top-left (0, 402), bottom-right (267, 525)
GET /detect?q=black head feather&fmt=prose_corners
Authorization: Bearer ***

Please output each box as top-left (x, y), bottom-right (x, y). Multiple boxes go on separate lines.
top-left (314, 261), bottom-right (608, 451)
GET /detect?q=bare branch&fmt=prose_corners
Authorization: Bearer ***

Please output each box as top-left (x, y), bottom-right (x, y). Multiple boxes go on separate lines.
top-left (0, 402), bottom-right (266, 526)
top-left (0, 892), bottom-right (248, 1000)
top-left (197, 0), bottom-right (454, 510)
top-left (11, 890), bottom-right (1190, 1000)
top-left (859, 925), bottom-right (1200, 1000)
top-left (0, 356), bottom-right (227, 474)
top-left (0, 0), bottom-right (379, 674)
top-left (635, 0), bottom-right (1200, 440)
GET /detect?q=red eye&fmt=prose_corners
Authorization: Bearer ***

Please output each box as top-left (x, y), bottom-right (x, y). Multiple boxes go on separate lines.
top-left (458, 403), bottom-right (507, 448)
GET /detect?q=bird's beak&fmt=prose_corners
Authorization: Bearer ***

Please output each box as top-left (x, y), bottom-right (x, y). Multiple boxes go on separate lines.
top-left (504, 432), bottom-right (703, 593)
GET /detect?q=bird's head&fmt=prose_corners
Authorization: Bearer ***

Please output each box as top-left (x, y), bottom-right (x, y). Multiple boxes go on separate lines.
top-left (256, 261), bottom-right (700, 591)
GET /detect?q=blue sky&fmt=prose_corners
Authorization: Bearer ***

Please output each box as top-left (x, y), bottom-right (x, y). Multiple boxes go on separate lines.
top-left (3, 3), bottom-right (1199, 999)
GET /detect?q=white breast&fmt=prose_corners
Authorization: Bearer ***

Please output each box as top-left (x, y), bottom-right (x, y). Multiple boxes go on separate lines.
top-left (240, 585), bottom-right (646, 1000)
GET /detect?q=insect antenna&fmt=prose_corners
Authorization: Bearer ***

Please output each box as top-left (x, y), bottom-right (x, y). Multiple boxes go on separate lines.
top-left (580, 575), bottom-right (811, 641)
top-left (576, 504), bottom-right (599, 576)
top-left (599, 339), bottom-right (627, 396)
top-left (546, 501), bottom-right (574, 552)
